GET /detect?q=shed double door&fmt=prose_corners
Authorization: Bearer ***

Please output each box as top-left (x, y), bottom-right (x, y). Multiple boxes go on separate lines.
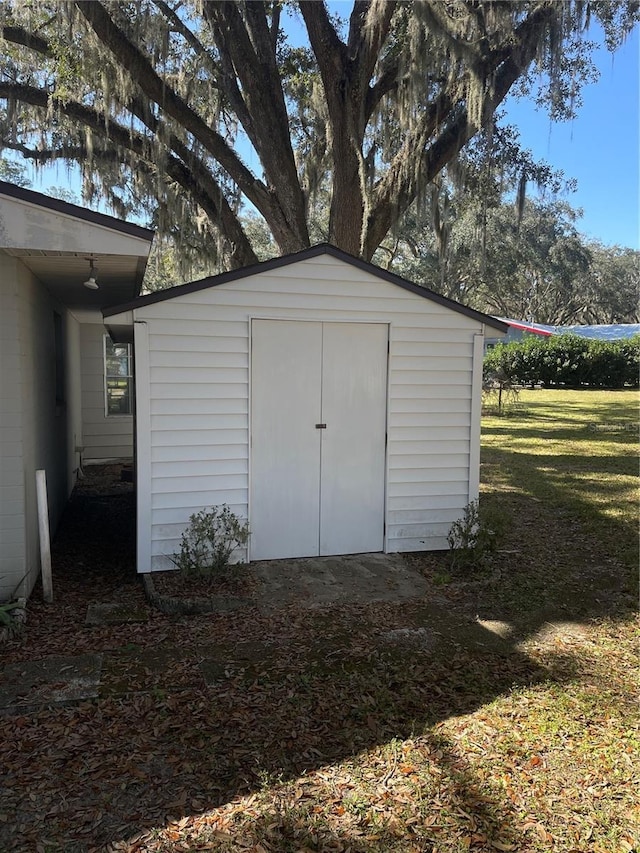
top-left (250, 320), bottom-right (388, 560)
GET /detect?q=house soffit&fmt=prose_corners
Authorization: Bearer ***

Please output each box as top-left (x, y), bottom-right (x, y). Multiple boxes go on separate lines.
top-left (0, 183), bottom-right (153, 312)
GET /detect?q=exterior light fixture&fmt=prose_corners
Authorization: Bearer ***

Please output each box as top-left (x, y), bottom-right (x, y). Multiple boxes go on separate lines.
top-left (83, 258), bottom-right (99, 290)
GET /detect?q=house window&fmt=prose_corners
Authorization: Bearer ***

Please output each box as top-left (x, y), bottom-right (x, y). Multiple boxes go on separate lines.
top-left (104, 336), bottom-right (132, 416)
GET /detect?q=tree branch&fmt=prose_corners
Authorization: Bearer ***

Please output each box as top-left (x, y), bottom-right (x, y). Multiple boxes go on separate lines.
top-left (73, 1), bottom-right (282, 235)
top-left (151, 0), bottom-right (221, 83)
top-left (364, 3), bottom-right (557, 258)
top-left (269, 1), bottom-right (281, 54)
top-left (364, 56), bottom-right (399, 121)
top-left (348, 0), bottom-right (397, 95)
top-left (0, 82), bottom-right (257, 268)
top-left (419, 2), bottom-right (483, 69)
top-left (298, 1), bottom-right (347, 83)
top-left (0, 24), bottom-right (52, 56)
top-left (201, 1), bottom-right (308, 251)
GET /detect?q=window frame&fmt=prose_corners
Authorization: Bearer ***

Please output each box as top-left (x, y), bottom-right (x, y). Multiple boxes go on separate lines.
top-left (104, 334), bottom-right (133, 417)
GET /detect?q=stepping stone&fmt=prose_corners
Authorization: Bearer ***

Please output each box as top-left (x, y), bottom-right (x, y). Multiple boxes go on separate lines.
top-left (0, 653), bottom-right (103, 714)
top-left (85, 602), bottom-right (149, 626)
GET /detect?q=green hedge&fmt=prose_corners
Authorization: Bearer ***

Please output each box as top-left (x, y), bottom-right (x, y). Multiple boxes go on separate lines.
top-left (484, 334), bottom-right (640, 389)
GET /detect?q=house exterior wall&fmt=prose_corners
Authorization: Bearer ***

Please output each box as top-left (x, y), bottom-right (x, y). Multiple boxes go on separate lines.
top-left (80, 321), bottom-right (134, 462)
top-left (0, 253), bottom-right (76, 599)
top-left (66, 313), bottom-right (82, 494)
top-left (123, 254), bottom-right (486, 572)
top-left (0, 255), bottom-right (26, 600)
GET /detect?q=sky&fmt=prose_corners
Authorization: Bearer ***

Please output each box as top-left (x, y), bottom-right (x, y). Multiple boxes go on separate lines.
top-left (502, 23), bottom-right (639, 250)
top-left (16, 7), bottom-right (640, 251)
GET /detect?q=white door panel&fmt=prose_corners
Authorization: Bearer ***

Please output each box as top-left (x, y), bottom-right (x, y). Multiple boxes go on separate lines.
top-left (320, 323), bottom-right (387, 555)
top-left (250, 320), bottom-right (387, 560)
top-left (250, 320), bottom-right (322, 559)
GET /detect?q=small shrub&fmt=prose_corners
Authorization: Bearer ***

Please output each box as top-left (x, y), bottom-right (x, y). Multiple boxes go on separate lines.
top-left (0, 574), bottom-right (27, 640)
top-left (447, 500), bottom-right (507, 570)
top-left (171, 505), bottom-right (249, 583)
top-left (484, 334), bottom-right (640, 388)
top-left (0, 601), bottom-right (21, 629)
top-left (482, 371), bottom-right (521, 415)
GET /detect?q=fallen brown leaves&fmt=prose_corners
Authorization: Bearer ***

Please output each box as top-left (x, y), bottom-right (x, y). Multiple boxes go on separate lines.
top-left (2, 606), bottom-right (637, 852)
top-left (2, 393), bottom-right (638, 852)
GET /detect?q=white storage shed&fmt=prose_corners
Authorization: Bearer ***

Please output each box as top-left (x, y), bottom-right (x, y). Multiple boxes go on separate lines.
top-left (105, 245), bottom-right (507, 571)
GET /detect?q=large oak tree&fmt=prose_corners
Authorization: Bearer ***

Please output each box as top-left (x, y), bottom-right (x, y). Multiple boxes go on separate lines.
top-left (0, 1), bottom-right (637, 271)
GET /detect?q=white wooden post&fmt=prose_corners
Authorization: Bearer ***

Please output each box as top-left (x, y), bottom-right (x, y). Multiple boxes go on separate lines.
top-left (36, 469), bottom-right (53, 603)
top-left (468, 332), bottom-right (485, 505)
top-left (134, 321), bottom-right (152, 573)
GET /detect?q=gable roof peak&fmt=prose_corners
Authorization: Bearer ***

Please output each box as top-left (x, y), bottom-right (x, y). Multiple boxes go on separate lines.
top-left (104, 241), bottom-right (507, 333)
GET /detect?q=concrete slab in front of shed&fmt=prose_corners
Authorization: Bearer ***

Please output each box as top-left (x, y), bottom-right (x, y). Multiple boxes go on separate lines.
top-left (253, 552), bottom-right (428, 611)
top-left (0, 653), bottom-right (103, 714)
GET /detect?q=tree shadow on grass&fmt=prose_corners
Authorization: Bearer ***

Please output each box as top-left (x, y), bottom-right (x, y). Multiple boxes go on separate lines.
top-left (204, 728), bottom-right (523, 851)
top-left (1, 462), bottom-right (636, 850)
top-left (1, 600), bottom-right (581, 851)
top-left (442, 437), bottom-right (639, 646)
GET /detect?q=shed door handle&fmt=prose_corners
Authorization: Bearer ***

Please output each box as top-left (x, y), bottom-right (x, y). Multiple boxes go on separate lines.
top-left (315, 423), bottom-right (327, 429)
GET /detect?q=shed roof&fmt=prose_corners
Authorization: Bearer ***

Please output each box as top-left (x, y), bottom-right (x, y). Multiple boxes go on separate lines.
top-left (104, 243), bottom-right (508, 333)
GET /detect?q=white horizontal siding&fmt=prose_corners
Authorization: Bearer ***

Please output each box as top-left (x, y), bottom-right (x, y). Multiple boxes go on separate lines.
top-left (389, 429), bottom-right (470, 445)
top-left (390, 510), bottom-right (465, 530)
top-left (83, 420), bottom-right (133, 435)
top-left (151, 441), bottom-right (246, 462)
top-left (151, 428), bottom-right (245, 447)
top-left (387, 490), bottom-right (464, 512)
top-left (388, 453), bottom-right (468, 469)
top-left (389, 442), bottom-right (469, 456)
top-left (151, 474), bottom-right (246, 494)
top-left (151, 413), bottom-right (247, 431)
top-left (387, 481), bottom-right (467, 500)
top-left (1, 257), bottom-right (77, 599)
top-left (143, 297), bottom-right (477, 326)
top-left (388, 411), bottom-right (471, 427)
top-left (0, 261), bottom-right (26, 600)
top-left (0, 410), bottom-right (21, 429)
top-left (149, 366), bottom-right (247, 384)
top-left (392, 355), bottom-right (472, 371)
top-left (150, 334), bottom-right (248, 353)
top-left (389, 466), bottom-right (469, 486)
top-left (153, 459), bottom-right (247, 478)
top-left (150, 382), bottom-right (246, 399)
top-left (392, 340), bottom-right (474, 357)
top-left (389, 384), bottom-right (471, 400)
top-left (143, 319), bottom-right (248, 338)
top-left (389, 398), bottom-right (471, 414)
top-left (131, 254), bottom-right (483, 563)
top-left (153, 500), bottom-right (247, 524)
top-left (391, 371), bottom-right (472, 387)
top-left (151, 399), bottom-right (247, 416)
top-left (391, 326), bottom-right (477, 343)
top-left (151, 485), bottom-right (248, 510)
top-left (149, 350), bottom-right (247, 368)
top-left (387, 533), bottom-right (451, 553)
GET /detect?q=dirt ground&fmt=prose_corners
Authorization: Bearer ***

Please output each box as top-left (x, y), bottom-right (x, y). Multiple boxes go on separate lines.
top-left (0, 465), bottom-right (512, 684)
top-left (0, 461), bottom-right (636, 852)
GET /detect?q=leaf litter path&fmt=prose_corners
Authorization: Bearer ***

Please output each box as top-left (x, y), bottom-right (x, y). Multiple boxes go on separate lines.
top-left (1, 476), bottom-right (637, 852)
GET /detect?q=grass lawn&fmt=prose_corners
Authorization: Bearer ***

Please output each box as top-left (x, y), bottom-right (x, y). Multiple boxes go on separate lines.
top-left (1, 390), bottom-right (638, 852)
